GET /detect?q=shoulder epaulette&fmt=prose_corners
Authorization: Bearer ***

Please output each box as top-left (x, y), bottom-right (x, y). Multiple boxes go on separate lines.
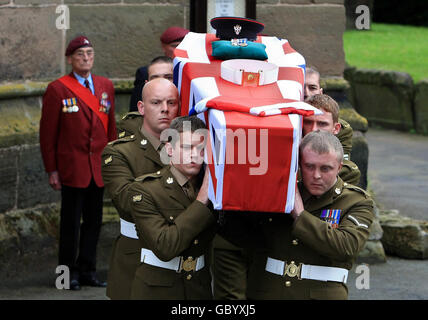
top-left (107, 134), bottom-right (136, 146)
top-left (134, 170), bottom-right (163, 182)
top-left (342, 160), bottom-right (359, 171)
top-left (343, 182), bottom-right (370, 198)
top-left (121, 111), bottom-right (142, 120)
top-left (340, 118), bottom-right (350, 129)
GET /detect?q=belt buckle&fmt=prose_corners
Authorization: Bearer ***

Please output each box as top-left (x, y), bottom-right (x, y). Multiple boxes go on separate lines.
top-left (177, 256), bottom-right (197, 273)
top-left (283, 261), bottom-right (302, 280)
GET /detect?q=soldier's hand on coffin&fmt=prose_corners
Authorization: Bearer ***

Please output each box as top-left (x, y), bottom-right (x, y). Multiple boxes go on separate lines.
top-left (196, 166), bottom-right (209, 205)
top-left (291, 187), bottom-right (304, 220)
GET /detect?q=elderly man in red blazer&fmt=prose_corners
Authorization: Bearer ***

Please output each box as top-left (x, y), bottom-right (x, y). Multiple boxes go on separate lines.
top-left (40, 36), bottom-right (116, 290)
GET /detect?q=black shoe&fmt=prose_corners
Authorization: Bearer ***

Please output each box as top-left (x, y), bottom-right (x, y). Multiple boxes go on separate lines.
top-left (70, 279), bottom-right (81, 291)
top-left (80, 276), bottom-right (107, 288)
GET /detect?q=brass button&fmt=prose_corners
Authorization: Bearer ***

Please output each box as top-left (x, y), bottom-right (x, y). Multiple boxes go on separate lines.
top-left (248, 74), bottom-right (254, 81)
top-left (292, 239), bottom-right (298, 246)
top-left (285, 281), bottom-right (291, 287)
top-left (186, 274), bottom-right (192, 280)
top-left (268, 218), bottom-right (273, 222)
top-left (194, 239), bottom-right (199, 245)
top-left (169, 216), bottom-right (174, 220)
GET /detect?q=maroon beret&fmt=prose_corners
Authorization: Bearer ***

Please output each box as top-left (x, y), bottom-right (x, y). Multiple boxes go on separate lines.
top-left (160, 26), bottom-right (189, 44)
top-left (65, 36), bottom-right (92, 56)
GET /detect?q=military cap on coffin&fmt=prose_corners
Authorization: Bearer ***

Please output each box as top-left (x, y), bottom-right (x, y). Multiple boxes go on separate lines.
top-left (210, 16), bottom-right (264, 41)
top-left (65, 36), bottom-right (92, 56)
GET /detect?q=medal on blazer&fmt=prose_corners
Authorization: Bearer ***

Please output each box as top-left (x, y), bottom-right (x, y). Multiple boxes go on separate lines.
top-left (58, 75), bottom-right (109, 134)
top-left (62, 98), bottom-right (79, 113)
top-left (99, 92), bottom-right (111, 114)
top-left (320, 209), bottom-right (341, 229)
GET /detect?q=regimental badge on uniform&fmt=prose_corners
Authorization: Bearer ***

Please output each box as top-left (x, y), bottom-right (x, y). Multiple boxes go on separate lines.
top-left (133, 194), bottom-right (143, 202)
top-left (104, 155), bottom-right (113, 165)
top-left (99, 92), bottom-right (111, 114)
top-left (320, 209), bottom-right (341, 229)
top-left (62, 98), bottom-right (79, 113)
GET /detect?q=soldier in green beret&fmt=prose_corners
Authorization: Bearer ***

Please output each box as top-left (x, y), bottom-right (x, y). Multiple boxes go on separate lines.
top-left (101, 78), bottom-right (179, 299)
top-left (128, 116), bottom-right (216, 299)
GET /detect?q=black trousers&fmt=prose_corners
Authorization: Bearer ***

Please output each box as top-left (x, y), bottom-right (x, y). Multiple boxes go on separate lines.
top-left (59, 179), bottom-right (104, 279)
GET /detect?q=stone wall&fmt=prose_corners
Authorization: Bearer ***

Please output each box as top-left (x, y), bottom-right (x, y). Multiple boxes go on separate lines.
top-left (0, 80), bottom-right (131, 216)
top-left (414, 80), bottom-right (428, 135)
top-left (0, 0), bottom-right (346, 82)
top-left (257, 0), bottom-right (345, 77)
top-left (345, 67), bottom-right (428, 134)
top-left (0, 0), bottom-right (188, 82)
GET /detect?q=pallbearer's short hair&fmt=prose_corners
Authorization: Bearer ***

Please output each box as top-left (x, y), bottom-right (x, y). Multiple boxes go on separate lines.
top-left (305, 94), bottom-right (340, 124)
top-left (149, 56), bottom-right (173, 66)
top-left (306, 66), bottom-right (320, 78)
top-left (170, 115), bottom-right (206, 134)
top-left (299, 130), bottom-right (343, 163)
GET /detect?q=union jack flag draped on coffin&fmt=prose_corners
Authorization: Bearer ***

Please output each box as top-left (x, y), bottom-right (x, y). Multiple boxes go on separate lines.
top-left (173, 32), bottom-right (321, 213)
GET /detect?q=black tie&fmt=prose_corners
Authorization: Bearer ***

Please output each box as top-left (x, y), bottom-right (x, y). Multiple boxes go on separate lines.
top-left (84, 79), bottom-right (91, 93)
top-left (183, 182), bottom-right (196, 201)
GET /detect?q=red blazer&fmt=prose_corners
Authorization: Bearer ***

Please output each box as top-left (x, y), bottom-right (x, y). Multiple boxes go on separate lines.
top-left (40, 73), bottom-right (117, 188)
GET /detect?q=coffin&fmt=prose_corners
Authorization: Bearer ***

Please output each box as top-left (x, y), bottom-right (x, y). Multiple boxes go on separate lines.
top-left (173, 32), bottom-right (320, 213)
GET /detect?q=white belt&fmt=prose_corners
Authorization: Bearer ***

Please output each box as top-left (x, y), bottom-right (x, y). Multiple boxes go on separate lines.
top-left (120, 218), bottom-right (138, 239)
top-left (141, 248), bottom-right (205, 273)
top-left (265, 257), bottom-right (348, 284)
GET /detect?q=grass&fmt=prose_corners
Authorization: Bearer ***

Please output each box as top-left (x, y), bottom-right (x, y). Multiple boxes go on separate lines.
top-left (343, 23), bottom-right (428, 83)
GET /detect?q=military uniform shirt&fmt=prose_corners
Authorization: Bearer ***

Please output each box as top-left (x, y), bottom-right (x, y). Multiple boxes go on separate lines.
top-left (241, 177), bottom-right (374, 300)
top-left (101, 120), bottom-right (165, 300)
top-left (128, 166), bottom-right (216, 300)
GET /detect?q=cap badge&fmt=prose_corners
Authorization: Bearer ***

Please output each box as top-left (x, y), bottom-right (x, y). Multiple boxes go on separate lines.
top-left (166, 177), bottom-right (174, 184)
top-left (234, 24), bottom-right (242, 35)
top-left (84, 39), bottom-right (89, 44)
top-left (132, 194), bottom-right (143, 202)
